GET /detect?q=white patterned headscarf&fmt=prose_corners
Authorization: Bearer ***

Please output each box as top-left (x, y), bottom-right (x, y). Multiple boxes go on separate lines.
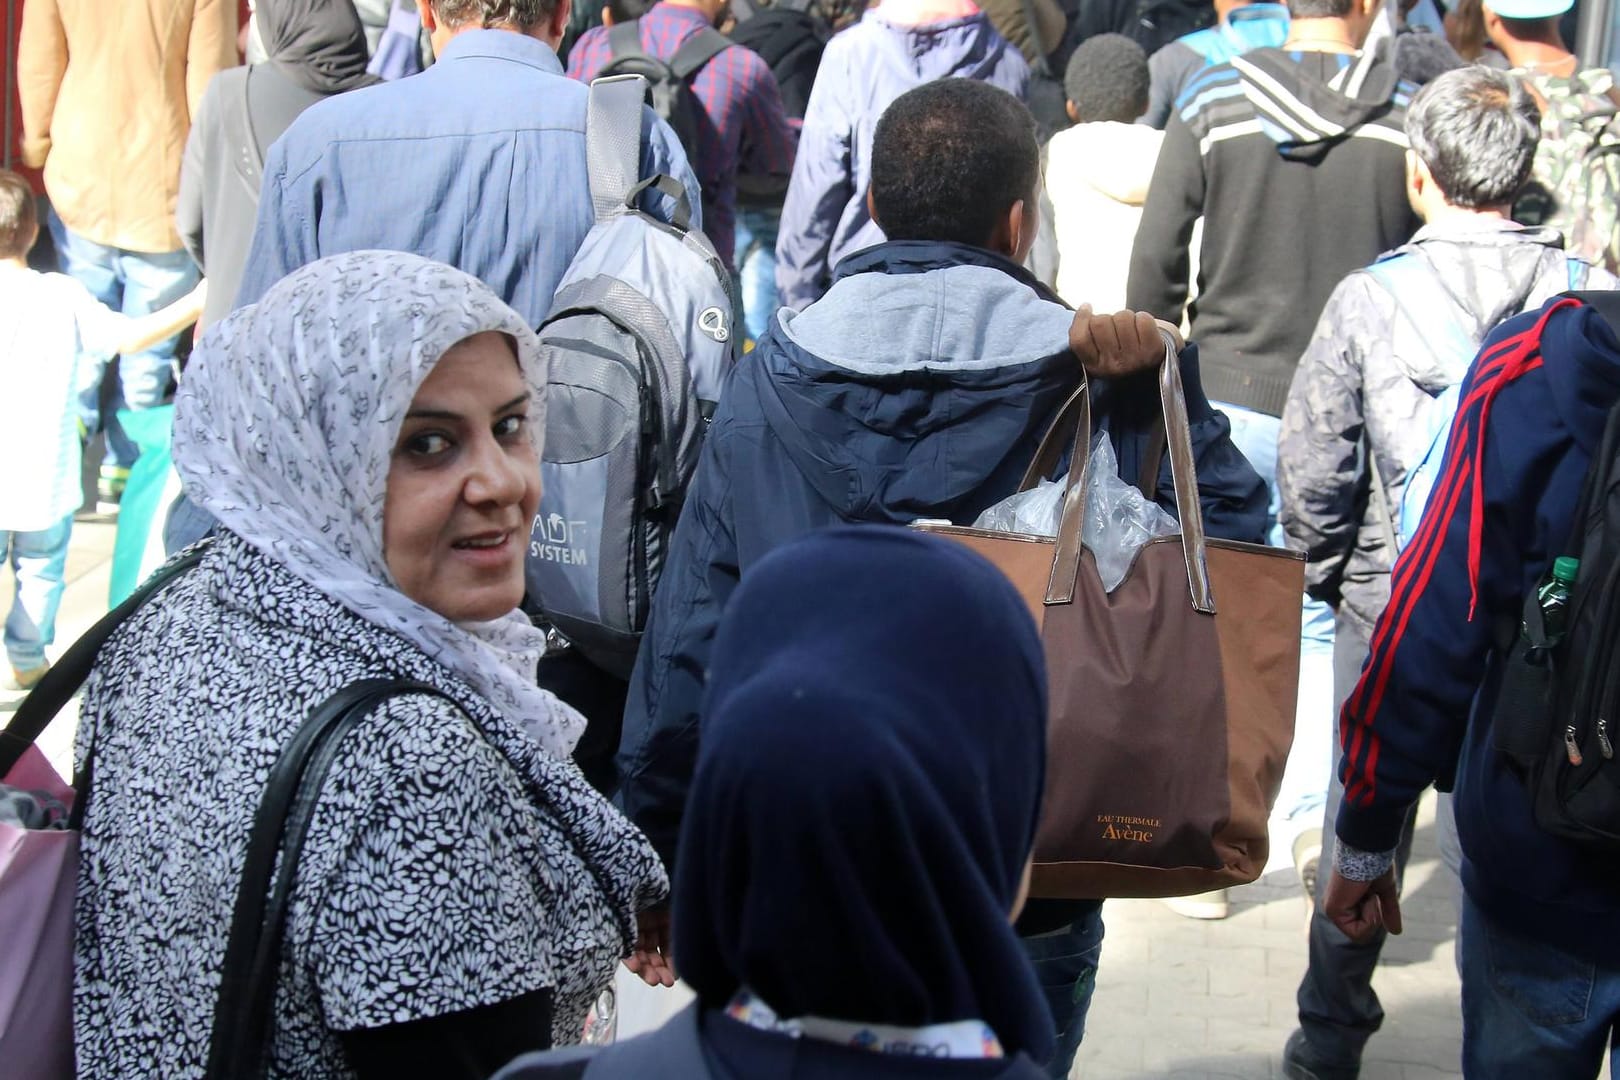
top-left (173, 251), bottom-right (585, 758)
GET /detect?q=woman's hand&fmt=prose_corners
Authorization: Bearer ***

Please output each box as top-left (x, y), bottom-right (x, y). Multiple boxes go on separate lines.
top-left (623, 905), bottom-right (677, 988)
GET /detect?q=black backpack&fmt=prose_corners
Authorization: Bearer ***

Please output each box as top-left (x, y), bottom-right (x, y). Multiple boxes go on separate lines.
top-left (599, 21), bottom-right (734, 163)
top-left (727, 7), bottom-right (830, 120)
top-left (1073, 0), bottom-right (1212, 57)
top-left (1492, 291), bottom-right (1620, 851)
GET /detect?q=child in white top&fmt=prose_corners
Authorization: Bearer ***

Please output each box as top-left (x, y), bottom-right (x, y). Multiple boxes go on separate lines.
top-left (1032, 35), bottom-right (1166, 313)
top-left (0, 170), bottom-right (203, 689)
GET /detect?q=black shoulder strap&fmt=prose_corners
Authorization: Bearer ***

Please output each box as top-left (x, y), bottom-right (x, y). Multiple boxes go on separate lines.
top-left (205, 678), bottom-right (455, 1080)
top-left (240, 64), bottom-right (266, 180)
top-left (608, 19), bottom-right (649, 62)
top-left (0, 541), bottom-right (211, 782)
top-left (670, 26), bottom-right (733, 78)
top-left (1021, 0), bottom-right (1053, 77)
top-left (1554, 291), bottom-right (1620, 563)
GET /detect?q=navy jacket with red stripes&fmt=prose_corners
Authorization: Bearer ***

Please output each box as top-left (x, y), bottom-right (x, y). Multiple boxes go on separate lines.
top-left (1335, 294), bottom-right (1620, 959)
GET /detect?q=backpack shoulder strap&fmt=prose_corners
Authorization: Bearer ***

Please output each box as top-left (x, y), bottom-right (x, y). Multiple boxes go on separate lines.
top-left (205, 678), bottom-right (458, 1080)
top-left (608, 19), bottom-right (648, 61)
top-left (587, 73), bottom-right (649, 220)
top-left (670, 26), bottom-right (733, 78)
top-left (1021, 0), bottom-right (1053, 76)
top-left (239, 65), bottom-right (267, 182)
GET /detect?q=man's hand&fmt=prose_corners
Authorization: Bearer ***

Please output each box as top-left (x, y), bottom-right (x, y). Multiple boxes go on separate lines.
top-left (1068, 305), bottom-right (1186, 380)
top-left (1322, 866), bottom-right (1403, 944)
top-left (623, 904), bottom-right (677, 988)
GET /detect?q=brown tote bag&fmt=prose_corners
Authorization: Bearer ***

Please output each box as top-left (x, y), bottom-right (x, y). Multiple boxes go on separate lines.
top-left (916, 337), bottom-right (1304, 899)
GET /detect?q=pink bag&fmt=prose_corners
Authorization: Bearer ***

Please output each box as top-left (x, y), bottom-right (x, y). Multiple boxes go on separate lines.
top-left (0, 744), bottom-right (76, 1080)
top-left (0, 543), bottom-right (210, 1078)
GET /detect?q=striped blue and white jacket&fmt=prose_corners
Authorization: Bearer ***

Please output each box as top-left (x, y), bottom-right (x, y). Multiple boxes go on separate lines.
top-left (1126, 44), bottom-right (1420, 418)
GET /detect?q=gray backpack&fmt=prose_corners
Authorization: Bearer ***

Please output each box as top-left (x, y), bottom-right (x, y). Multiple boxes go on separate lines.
top-left (526, 75), bottom-right (737, 678)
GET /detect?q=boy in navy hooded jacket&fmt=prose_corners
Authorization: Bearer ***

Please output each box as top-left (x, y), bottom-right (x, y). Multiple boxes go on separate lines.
top-left (618, 77), bottom-right (1268, 1075)
top-left (1324, 295), bottom-right (1620, 1074)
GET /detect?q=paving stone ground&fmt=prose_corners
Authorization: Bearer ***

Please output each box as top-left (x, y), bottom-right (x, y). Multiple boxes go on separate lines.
top-left (10, 516), bottom-right (1476, 1080)
top-left (1073, 793), bottom-right (1464, 1079)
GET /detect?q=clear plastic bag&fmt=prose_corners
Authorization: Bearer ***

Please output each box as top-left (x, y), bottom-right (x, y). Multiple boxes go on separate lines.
top-left (973, 437), bottom-right (1178, 592)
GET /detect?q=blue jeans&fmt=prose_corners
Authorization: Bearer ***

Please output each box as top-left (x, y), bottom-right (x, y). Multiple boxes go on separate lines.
top-left (733, 205), bottom-right (780, 344)
top-left (1021, 906), bottom-right (1106, 1077)
top-left (1, 515), bottom-right (74, 671)
top-left (1217, 402), bottom-right (1336, 833)
top-left (46, 209), bottom-right (197, 472)
top-left (1460, 890), bottom-right (1620, 1078)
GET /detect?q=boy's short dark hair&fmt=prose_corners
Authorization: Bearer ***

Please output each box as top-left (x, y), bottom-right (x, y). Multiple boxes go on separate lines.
top-left (606, 0), bottom-right (655, 23)
top-left (1064, 34), bottom-right (1149, 123)
top-left (0, 170), bottom-right (38, 261)
top-left (869, 79), bottom-right (1040, 249)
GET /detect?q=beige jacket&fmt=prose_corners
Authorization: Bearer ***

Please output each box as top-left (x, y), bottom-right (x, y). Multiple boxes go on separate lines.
top-left (19, 0), bottom-right (236, 253)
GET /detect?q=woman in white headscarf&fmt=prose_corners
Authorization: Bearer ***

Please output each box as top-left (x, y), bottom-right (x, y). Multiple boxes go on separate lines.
top-left (71, 251), bottom-right (667, 1079)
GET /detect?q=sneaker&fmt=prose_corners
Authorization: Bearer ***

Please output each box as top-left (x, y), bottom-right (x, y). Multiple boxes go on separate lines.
top-left (1, 662), bottom-right (49, 692)
top-left (1293, 827), bottom-right (1323, 903)
top-left (1281, 1029), bottom-right (1360, 1080)
top-left (1162, 888), bottom-right (1229, 920)
top-left (97, 468), bottom-right (128, 516)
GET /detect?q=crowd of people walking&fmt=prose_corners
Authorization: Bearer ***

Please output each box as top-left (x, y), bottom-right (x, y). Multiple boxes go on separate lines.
top-left (3, 0), bottom-right (1620, 1075)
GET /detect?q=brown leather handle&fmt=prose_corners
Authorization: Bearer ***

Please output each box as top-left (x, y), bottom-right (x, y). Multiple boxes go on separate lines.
top-left (1158, 335), bottom-right (1215, 614)
top-left (1041, 330), bottom-right (1215, 614)
top-left (1019, 381), bottom-right (1091, 493)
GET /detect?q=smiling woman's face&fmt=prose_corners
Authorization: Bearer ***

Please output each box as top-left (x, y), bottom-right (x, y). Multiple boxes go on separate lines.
top-left (382, 331), bottom-right (539, 623)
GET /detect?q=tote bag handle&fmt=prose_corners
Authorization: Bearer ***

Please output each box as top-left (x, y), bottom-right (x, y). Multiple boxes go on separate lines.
top-left (1017, 331), bottom-right (1214, 613)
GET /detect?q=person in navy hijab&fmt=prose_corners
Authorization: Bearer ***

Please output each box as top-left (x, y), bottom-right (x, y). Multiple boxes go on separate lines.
top-left (496, 525), bottom-right (1055, 1078)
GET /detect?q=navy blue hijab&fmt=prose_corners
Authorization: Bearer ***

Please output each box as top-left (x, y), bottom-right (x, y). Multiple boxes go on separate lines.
top-left (673, 526), bottom-right (1055, 1062)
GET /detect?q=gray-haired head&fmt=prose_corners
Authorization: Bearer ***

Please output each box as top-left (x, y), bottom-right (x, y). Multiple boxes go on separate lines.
top-left (1404, 66), bottom-right (1541, 209)
top-left (429, 0), bottom-right (558, 30)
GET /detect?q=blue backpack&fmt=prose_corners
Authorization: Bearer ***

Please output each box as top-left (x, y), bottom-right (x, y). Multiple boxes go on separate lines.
top-left (1368, 253), bottom-right (1590, 552)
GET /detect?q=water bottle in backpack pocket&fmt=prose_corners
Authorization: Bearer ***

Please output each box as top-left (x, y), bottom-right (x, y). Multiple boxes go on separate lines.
top-left (527, 76), bottom-right (738, 679)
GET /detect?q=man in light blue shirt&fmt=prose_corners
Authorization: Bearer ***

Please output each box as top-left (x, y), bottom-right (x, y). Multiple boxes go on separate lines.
top-left (235, 0), bottom-right (700, 327)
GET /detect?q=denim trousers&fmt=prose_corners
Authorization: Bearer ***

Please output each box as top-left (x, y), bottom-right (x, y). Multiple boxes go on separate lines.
top-left (1460, 889), bottom-right (1620, 1078)
top-left (1216, 402), bottom-right (1336, 839)
top-left (46, 208), bottom-right (197, 472)
top-left (732, 205), bottom-right (780, 344)
top-left (1, 514), bottom-right (75, 671)
top-left (1021, 905), bottom-right (1106, 1077)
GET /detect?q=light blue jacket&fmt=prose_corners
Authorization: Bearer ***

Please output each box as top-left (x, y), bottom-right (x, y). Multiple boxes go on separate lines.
top-left (771, 12), bottom-right (1028, 312)
top-left (234, 30), bottom-right (699, 326)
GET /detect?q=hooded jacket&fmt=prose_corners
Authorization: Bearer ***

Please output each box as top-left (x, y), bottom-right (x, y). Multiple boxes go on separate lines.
top-left (1278, 220), bottom-right (1616, 638)
top-left (618, 240), bottom-right (1269, 873)
top-left (1126, 45), bottom-right (1421, 417)
top-left (1036, 120), bottom-right (1165, 312)
top-left (773, 7), bottom-right (1029, 311)
top-left (1335, 295), bottom-right (1620, 963)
